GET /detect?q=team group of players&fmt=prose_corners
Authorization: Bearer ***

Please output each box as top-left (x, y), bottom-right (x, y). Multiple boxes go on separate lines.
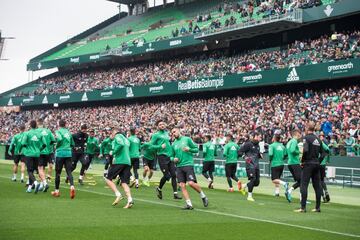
top-left (8, 118), bottom-right (330, 212)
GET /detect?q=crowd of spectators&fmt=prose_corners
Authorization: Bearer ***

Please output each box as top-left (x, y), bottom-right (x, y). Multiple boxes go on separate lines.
top-left (1, 85), bottom-right (359, 156)
top-left (12, 30), bottom-right (359, 97)
top-left (177, 0), bottom-right (329, 36)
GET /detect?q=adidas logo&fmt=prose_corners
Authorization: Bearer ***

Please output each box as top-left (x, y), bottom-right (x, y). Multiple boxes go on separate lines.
top-left (81, 93), bottom-right (88, 101)
top-left (42, 96), bottom-right (48, 104)
top-left (286, 68), bottom-right (300, 82)
top-left (7, 98), bottom-right (13, 106)
top-left (313, 139), bottom-right (320, 146)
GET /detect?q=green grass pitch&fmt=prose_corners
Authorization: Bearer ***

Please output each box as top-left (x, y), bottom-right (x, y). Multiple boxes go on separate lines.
top-left (0, 160), bottom-right (359, 240)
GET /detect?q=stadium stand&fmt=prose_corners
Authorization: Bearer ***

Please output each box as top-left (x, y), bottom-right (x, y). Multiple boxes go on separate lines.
top-left (1, 83), bottom-right (359, 158)
top-left (7, 29), bottom-right (360, 97)
top-left (38, 0), bottom-right (335, 62)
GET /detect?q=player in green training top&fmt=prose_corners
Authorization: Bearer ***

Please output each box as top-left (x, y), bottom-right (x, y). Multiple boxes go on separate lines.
top-left (285, 129), bottom-right (302, 202)
top-left (150, 120), bottom-right (181, 200)
top-left (202, 135), bottom-right (216, 189)
top-left (37, 118), bottom-right (56, 192)
top-left (21, 120), bottom-right (46, 194)
top-left (223, 134), bottom-right (242, 192)
top-left (268, 133), bottom-right (289, 198)
top-left (99, 131), bottom-right (113, 177)
top-left (8, 125), bottom-right (26, 183)
top-left (319, 133), bottom-right (331, 203)
top-left (171, 128), bottom-right (208, 210)
top-left (51, 119), bottom-right (76, 199)
top-left (141, 138), bottom-right (157, 187)
top-left (105, 129), bottom-right (133, 209)
top-left (128, 128), bottom-right (141, 188)
top-left (85, 129), bottom-right (99, 173)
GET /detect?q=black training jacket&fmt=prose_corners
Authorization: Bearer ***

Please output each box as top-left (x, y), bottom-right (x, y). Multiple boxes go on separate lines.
top-left (238, 140), bottom-right (261, 169)
top-left (72, 131), bottom-right (88, 153)
top-left (301, 133), bottom-right (324, 164)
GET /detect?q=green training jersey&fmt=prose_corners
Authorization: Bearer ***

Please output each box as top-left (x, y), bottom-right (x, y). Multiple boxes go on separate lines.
top-left (203, 141), bottom-right (216, 161)
top-left (100, 137), bottom-right (112, 155)
top-left (171, 136), bottom-right (198, 167)
top-left (269, 141), bottom-right (286, 167)
top-left (223, 141), bottom-right (239, 164)
top-left (150, 130), bottom-right (172, 157)
top-left (21, 129), bottom-right (45, 157)
top-left (141, 142), bottom-right (157, 161)
top-left (55, 128), bottom-right (75, 158)
top-left (8, 132), bottom-right (24, 156)
top-left (37, 127), bottom-right (55, 155)
top-left (321, 142), bottom-right (330, 165)
top-left (128, 135), bottom-right (140, 158)
top-left (86, 136), bottom-right (99, 155)
top-left (112, 133), bottom-right (131, 165)
top-left (286, 138), bottom-right (300, 165)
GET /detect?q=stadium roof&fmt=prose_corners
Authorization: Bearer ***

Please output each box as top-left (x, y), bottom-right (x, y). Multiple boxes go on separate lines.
top-left (107, 0), bottom-right (146, 4)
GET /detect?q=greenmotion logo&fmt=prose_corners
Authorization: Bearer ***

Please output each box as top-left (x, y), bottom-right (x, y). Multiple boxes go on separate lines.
top-left (328, 62), bottom-right (353, 74)
top-left (242, 74), bottom-right (262, 83)
top-left (59, 95), bottom-right (70, 101)
top-left (149, 86), bottom-right (164, 93)
top-left (101, 91), bottom-right (113, 97)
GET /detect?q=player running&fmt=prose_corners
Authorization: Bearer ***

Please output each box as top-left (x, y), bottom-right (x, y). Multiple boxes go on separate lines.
top-left (171, 128), bottom-right (208, 210)
top-left (8, 125), bottom-right (26, 183)
top-left (37, 118), bottom-right (56, 192)
top-left (104, 129), bottom-right (134, 209)
top-left (268, 133), bottom-right (289, 197)
top-left (238, 132), bottom-right (262, 201)
top-left (128, 128), bottom-right (141, 188)
top-left (84, 129), bottom-right (99, 173)
top-left (141, 140), bottom-right (157, 187)
top-left (285, 129), bottom-right (302, 202)
top-left (319, 133), bottom-right (331, 203)
top-left (51, 119), bottom-right (76, 199)
top-left (151, 120), bottom-right (181, 200)
top-left (202, 135), bottom-right (216, 189)
top-left (99, 131), bottom-right (113, 177)
top-left (21, 120), bottom-right (46, 193)
top-left (223, 134), bottom-right (242, 192)
top-left (71, 124), bottom-right (88, 185)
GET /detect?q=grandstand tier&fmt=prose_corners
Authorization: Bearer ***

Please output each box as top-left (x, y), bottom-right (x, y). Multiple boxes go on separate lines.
top-left (26, 0), bottom-right (360, 71)
top-left (1, 57), bottom-right (359, 107)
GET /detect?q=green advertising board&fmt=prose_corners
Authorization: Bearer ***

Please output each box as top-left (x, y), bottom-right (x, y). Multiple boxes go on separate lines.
top-left (303, 0), bottom-right (360, 22)
top-left (3, 58), bottom-right (359, 107)
top-left (27, 35), bottom-right (205, 71)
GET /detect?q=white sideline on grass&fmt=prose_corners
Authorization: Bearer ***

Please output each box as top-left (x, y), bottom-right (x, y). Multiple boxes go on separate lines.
top-left (1, 174), bottom-right (357, 239)
top-left (59, 187), bottom-right (360, 239)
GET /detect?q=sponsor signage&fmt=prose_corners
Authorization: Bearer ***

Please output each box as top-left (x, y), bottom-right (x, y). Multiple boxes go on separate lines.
top-left (178, 77), bottom-right (224, 91)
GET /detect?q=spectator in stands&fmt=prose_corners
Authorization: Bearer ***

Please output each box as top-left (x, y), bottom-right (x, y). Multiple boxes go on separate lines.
top-left (349, 123), bottom-right (359, 138)
top-left (321, 117), bottom-right (333, 136)
top-left (180, 26), bottom-right (187, 35)
top-left (9, 31), bottom-right (360, 99)
top-left (344, 133), bottom-right (356, 157)
top-left (1, 84), bottom-right (359, 155)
